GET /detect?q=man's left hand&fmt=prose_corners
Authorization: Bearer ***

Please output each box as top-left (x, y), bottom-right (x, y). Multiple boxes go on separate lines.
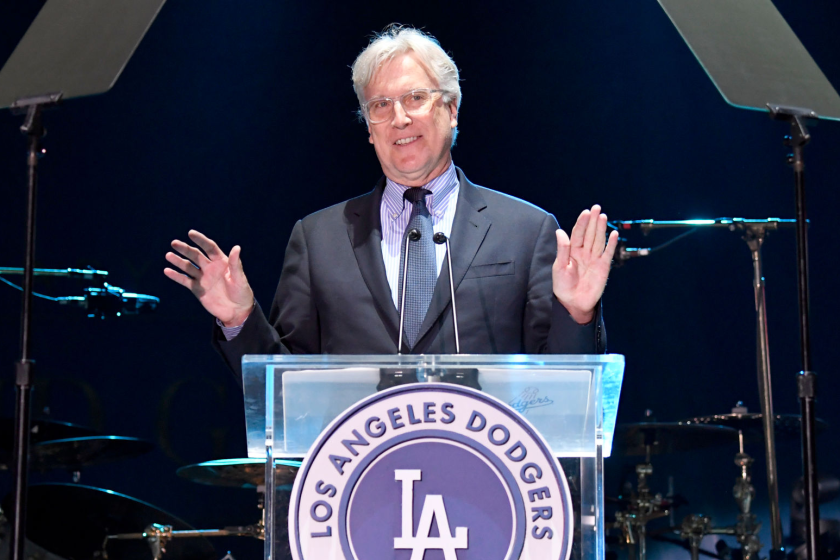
top-left (552, 204), bottom-right (619, 324)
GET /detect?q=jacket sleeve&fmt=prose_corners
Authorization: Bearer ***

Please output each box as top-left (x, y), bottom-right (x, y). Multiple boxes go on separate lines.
top-left (523, 212), bottom-right (606, 354)
top-left (212, 219), bottom-right (321, 382)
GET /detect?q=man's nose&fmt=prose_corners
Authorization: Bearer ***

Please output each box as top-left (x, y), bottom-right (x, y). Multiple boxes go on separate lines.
top-left (391, 101), bottom-right (412, 127)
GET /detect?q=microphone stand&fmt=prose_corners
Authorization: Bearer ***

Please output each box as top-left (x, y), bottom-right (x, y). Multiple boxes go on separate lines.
top-left (768, 105), bottom-right (821, 560)
top-left (0, 267), bottom-right (108, 279)
top-left (613, 216), bottom-right (797, 557)
top-left (434, 233), bottom-right (460, 353)
top-left (0, 3), bottom-right (165, 555)
top-left (9, 93), bottom-right (60, 560)
top-left (397, 229), bottom-right (421, 354)
top-left (743, 224), bottom-right (782, 549)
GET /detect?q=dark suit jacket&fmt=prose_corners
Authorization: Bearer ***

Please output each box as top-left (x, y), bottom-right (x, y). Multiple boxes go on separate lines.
top-left (214, 168), bottom-right (604, 379)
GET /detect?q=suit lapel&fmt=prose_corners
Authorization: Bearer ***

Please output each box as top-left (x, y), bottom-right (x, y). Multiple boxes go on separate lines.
top-left (346, 179), bottom-right (401, 343)
top-left (415, 169), bottom-right (491, 345)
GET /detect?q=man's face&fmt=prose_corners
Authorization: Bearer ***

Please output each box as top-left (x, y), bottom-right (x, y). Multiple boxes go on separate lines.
top-left (363, 53), bottom-right (458, 186)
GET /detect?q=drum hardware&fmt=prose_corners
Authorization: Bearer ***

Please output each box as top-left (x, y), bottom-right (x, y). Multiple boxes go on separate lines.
top-left (677, 431), bottom-right (763, 560)
top-left (105, 523), bottom-right (265, 560)
top-left (0, 417), bottom-right (101, 473)
top-left (1, 266), bottom-right (158, 559)
top-left (25, 436), bottom-right (154, 473)
top-left (0, 417), bottom-right (99, 448)
top-left (104, 486), bottom-right (270, 559)
top-left (680, 406), bottom-right (828, 446)
top-left (681, 403), bottom-right (829, 560)
top-left (608, 418), bottom-right (691, 560)
top-left (2, 483), bottom-right (216, 560)
top-left (175, 458), bottom-right (301, 489)
top-left (680, 514), bottom-right (719, 560)
top-left (644, 526), bottom-right (721, 560)
top-left (608, 418), bottom-right (733, 560)
top-left (1, 418), bottom-right (152, 485)
top-left (612, 422), bottom-right (739, 457)
top-left (0, 430), bottom-right (154, 484)
top-left (107, 458), bottom-right (303, 558)
top-left (613, 217), bottom-right (804, 556)
top-left (174, 455), bottom-right (297, 548)
top-left (731, 433), bottom-right (762, 560)
top-left (611, 457), bottom-right (673, 560)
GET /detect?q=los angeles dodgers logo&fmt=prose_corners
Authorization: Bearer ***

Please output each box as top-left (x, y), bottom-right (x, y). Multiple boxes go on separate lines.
top-left (289, 383), bottom-right (573, 560)
top-left (393, 469), bottom-right (468, 559)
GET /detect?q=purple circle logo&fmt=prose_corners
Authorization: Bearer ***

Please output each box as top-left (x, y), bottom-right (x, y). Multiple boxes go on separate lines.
top-left (289, 384), bottom-right (573, 560)
top-left (347, 438), bottom-right (518, 560)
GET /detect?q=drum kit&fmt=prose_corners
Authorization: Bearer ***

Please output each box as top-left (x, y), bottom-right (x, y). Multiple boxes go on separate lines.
top-left (0, 417), bottom-right (302, 560)
top-left (604, 216), bottom-right (833, 560)
top-left (0, 219), bottom-right (826, 560)
top-left (1, 408), bottom-right (828, 560)
top-left (607, 405), bottom-right (829, 560)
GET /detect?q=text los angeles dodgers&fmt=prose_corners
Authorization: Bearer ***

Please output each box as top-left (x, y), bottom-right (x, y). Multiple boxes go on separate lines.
top-left (314, 403), bottom-right (555, 538)
top-left (290, 384), bottom-right (572, 560)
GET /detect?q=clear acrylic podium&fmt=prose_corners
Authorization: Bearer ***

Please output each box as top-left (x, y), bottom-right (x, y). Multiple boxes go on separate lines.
top-left (242, 354), bottom-right (624, 560)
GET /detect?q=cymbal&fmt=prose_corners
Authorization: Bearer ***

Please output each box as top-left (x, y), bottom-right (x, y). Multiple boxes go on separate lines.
top-left (29, 436), bottom-right (154, 471)
top-left (0, 417), bottom-right (99, 449)
top-left (2, 483), bottom-right (216, 560)
top-left (612, 422), bottom-right (739, 456)
top-left (177, 458), bottom-right (302, 489)
top-left (680, 413), bottom-right (828, 444)
top-left (0, 418), bottom-right (101, 470)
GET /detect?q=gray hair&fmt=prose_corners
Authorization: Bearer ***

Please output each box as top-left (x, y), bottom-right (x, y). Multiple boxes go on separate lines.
top-left (351, 25), bottom-right (461, 143)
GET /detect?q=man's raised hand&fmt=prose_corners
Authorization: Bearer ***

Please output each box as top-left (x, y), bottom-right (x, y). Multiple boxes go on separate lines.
top-left (552, 205), bottom-right (619, 324)
top-left (164, 230), bottom-right (255, 327)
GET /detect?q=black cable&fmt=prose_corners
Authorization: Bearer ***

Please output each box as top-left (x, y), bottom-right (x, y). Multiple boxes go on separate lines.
top-left (648, 228), bottom-right (699, 253)
top-left (0, 275), bottom-right (58, 301)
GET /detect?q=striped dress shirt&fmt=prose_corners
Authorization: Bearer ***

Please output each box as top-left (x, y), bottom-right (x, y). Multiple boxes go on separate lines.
top-left (380, 162), bottom-right (460, 309)
top-left (221, 162), bottom-right (460, 339)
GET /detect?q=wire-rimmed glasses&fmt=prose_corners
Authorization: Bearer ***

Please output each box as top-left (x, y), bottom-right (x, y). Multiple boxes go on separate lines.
top-left (364, 88), bottom-right (447, 124)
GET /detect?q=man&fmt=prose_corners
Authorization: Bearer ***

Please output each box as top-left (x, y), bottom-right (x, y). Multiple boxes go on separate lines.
top-left (164, 26), bottom-right (618, 380)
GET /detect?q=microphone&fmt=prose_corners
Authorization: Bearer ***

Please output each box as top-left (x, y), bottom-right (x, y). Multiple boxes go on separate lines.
top-left (398, 229), bottom-right (421, 354)
top-left (433, 232), bottom-right (460, 353)
top-left (56, 283), bottom-right (159, 319)
top-left (613, 238), bottom-right (651, 267)
top-left (618, 246), bottom-right (651, 259)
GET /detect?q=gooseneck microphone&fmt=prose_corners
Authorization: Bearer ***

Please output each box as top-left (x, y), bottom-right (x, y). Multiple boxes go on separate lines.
top-left (433, 232), bottom-right (460, 353)
top-left (398, 228), bottom-right (422, 354)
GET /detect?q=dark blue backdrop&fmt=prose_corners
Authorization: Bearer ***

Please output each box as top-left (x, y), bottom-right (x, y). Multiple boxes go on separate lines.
top-left (2, 1), bottom-right (839, 558)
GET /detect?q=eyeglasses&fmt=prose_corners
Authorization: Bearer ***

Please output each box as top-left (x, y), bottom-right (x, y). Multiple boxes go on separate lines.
top-left (364, 89), bottom-right (447, 124)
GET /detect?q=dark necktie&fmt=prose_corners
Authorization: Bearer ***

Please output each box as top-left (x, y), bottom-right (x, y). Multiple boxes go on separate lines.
top-left (398, 188), bottom-right (436, 348)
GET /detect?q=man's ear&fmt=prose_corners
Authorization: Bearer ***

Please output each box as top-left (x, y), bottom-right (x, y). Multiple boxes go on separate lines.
top-left (367, 124), bottom-right (373, 144)
top-left (448, 103), bottom-right (458, 128)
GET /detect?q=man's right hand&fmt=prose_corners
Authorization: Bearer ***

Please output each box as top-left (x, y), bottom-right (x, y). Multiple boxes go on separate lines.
top-left (164, 230), bottom-right (255, 327)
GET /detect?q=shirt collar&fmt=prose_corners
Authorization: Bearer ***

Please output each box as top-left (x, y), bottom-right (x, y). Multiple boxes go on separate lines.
top-left (382, 162), bottom-right (459, 222)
